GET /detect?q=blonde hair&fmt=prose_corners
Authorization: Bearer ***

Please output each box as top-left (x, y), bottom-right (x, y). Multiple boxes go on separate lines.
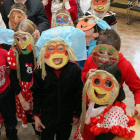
top-left (37, 38), bottom-right (77, 80)
top-left (12, 19), bottom-right (38, 80)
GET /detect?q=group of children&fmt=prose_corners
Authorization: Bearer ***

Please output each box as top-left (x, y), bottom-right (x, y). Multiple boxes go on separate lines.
top-left (0, 0), bottom-right (140, 140)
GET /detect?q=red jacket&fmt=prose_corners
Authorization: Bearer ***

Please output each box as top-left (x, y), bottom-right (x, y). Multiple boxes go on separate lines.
top-left (45, 0), bottom-right (77, 25)
top-left (82, 53), bottom-right (140, 104)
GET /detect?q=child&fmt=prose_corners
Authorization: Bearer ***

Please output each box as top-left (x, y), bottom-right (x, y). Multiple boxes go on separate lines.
top-left (30, 26), bottom-right (84, 140)
top-left (76, 14), bottom-right (110, 69)
top-left (45, 0), bottom-right (77, 25)
top-left (82, 29), bottom-right (140, 119)
top-left (0, 43), bottom-right (18, 140)
top-left (75, 64), bottom-right (135, 140)
top-left (8, 3), bottom-right (27, 30)
top-left (7, 19), bottom-right (40, 139)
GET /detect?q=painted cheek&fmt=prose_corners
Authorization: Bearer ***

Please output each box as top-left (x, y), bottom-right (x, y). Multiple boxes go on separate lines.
top-left (44, 54), bottom-right (50, 59)
top-left (65, 51), bottom-right (68, 56)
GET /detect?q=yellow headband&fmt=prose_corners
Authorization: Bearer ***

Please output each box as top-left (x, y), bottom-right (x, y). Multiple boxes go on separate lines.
top-left (8, 8), bottom-right (26, 18)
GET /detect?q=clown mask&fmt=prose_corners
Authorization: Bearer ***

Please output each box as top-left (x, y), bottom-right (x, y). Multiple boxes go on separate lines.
top-left (76, 15), bottom-right (98, 31)
top-left (44, 43), bottom-right (69, 69)
top-left (8, 9), bottom-right (26, 30)
top-left (87, 70), bottom-right (119, 105)
top-left (92, 44), bottom-right (119, 67)
top-left (14, 31), bottom-right (34, 55)
top-left (52, 13), bottom-right (73, 28)
top-left (92, 0), bottom-right (109, 13)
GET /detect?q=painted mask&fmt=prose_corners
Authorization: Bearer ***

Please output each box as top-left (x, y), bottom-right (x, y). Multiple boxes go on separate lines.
top-left (14, 31), bottom-right (34, 55)
top-left (92, 44), bottom-right (119, 67)
top-left (76, 16), bottom-right (98, 31)
top-left (87, 70), bottom-right (119, 105)
top-left (92, 0), bottom-right (108, 13)
top-left (44, 43), bottom-right (69, 69)
top-left (52, 13), bottom-right (73, 28)
top-left (8, 9), bottom-right (26, 30)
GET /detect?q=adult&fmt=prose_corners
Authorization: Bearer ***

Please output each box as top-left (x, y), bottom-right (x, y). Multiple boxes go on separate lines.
top-left (1, 0), bottom-right (50, 34)
top-left (45, 0), bottom-right (77, 25)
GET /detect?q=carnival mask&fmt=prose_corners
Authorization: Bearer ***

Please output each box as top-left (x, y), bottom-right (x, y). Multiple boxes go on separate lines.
top-left (92, 44), bottom-right (119, 67)
top-left (14, 31), bottom-right (34, 55)
top-left (8, 9), bottom-right (26, 30)
top-left (52, 13), bottom-right (73, 28)
top-left (87, 70), bottom-right (119, 105)
top-left (76, 16), bottom-right (98, 31)
top-left (92, 0), bottom-right (108, 13)
top-left (44, 43), bottom-right (69, 69)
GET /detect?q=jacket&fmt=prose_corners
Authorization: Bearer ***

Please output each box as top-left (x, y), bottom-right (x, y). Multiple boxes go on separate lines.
top-left (82, 53), bottom-right (140, 104)
top-left (31, 61), bottom-right (83, 118)
top-left (1, 0), bottom-right (50, 33)
top-left (45, 0), bottom-right (77, 25)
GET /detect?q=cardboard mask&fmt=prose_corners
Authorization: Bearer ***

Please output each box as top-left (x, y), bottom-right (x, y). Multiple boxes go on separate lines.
top-left (14, 31), bottom-right (34, 55)
top-left (8, 9), bottom-right (26, 30)
top-left (92, 44), bottom-right (119, 67)
top-left (87, 70), bottom-right (119, 105)
top-left (51, 13), bottom-right (74, 28)
top-left (44, 43), bottom-right (69, 69)
top-left (76, 15), bottom-right (98, 31)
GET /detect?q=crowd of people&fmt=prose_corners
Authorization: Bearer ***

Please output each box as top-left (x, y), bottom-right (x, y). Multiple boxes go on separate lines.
top-left (0, 0), bottom-right (140, 140)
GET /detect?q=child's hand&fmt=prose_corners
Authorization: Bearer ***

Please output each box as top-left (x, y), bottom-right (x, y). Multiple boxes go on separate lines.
top-left (71, 117), bottom-right (80, 125)
top-left (86, 69), bottom-right (96, 78)
top-left (131, 104), bottom-right (140, 119)
top-left (35, 116), bottom-right (45, 132)
top-left (21, 100), bottom-right (31, 111)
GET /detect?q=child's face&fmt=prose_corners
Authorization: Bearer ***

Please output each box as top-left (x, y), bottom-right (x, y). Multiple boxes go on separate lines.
top-left (44, 43), bottom-right (69, 69)
top-left (84, 28), bottom-right (95, 37)
top-left (92, 44), bottom-right (119, 67)
top-left (14, 31), bottom-right (33, 55)
top-left (87, 70), bottom-right (119, 105)
top-left (9, 10), bottom-right (26, 30)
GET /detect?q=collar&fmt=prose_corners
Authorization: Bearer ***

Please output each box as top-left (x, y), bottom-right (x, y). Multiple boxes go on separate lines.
top-left (14, 0), bottom-right (27, 4)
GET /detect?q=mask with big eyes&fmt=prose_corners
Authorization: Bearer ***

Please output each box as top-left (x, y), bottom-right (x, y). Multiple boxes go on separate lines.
top-left (44, 44), bottom-right (69, 69)
top-left (8, 10), bottom-right (26, 30)
top-left (14, 31), bottom-right (34, 55)
top-left (87, 70), bottom-right (119, 105)
top-left (52, 13), bottom-right (74, 27)
top-left (92, 0), bottom-right (108, 13)
top-left (92, 44), bottom-right (119, 67)
top-left (76, 16), bottom-right (97, 31)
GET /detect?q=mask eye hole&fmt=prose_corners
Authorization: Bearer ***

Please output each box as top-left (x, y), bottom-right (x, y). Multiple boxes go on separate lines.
top-left (105, 80), bottom-right (112, 87)
top-left (95, 0), bottom-right (99, 3)
top-left (63, 17), bottom-right (68, 22)
top-left (48, 46), bottom-right (55, 53)
top-left (57, 17), bottom-right (61, 22)
top-left (99, 49), bottom-right (105, 55)
top-left (108, 51), bottom-right (113, 56)
top-left (58, 45), bottom-right (64, 52)
top-left (94, 78), bottom-right (101, 85)
top-left (102, 0), bottom-right (105, 2)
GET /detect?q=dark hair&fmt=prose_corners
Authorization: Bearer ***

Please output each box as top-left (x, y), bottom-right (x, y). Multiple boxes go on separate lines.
top-left (98, 64), bottom-right (125, 102)
top-left (10, 3), bottom-right (27, 14)
top-left (50, 0), bottom-right (63, 2)
top-left (97, 29), bottom-right (121, 51)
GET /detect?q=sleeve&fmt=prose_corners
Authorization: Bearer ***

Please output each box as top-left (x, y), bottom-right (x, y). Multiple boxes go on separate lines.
top-left (67, 0), bottom-right (77, 22)
top-left (82, 59), bottom-right (90, 83)
top-left (124, 63), bottom-right (140, 105)
top-left (35, 0), bottom-right (50, 33)
top-left (9, 69), bottom-right (21, 95)
top-left (30, 67), bottom-right (43, 115)
top-left (73, 66), bottom-right (83, 117)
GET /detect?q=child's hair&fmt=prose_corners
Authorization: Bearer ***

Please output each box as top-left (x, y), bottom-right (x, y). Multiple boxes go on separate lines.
top-left (10, 3), bottom-right (27, 14)
top-left (37, 38), bottom-right (77, 80)
top-left (13, 19), bottom-right (38, 80)
top-left (56, 8), bottom-right (70, 16)
top-left (97, 29), bottom-right (121, 51)
top-left (80, 64), bottom-right (125, 132)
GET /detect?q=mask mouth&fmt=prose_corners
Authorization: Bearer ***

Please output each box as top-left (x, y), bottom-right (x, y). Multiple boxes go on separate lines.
top-left (53, 58), bottom-right (63, 65)
top-left (98, 58), bottom-right (109, 64)
top-left (21, 46), bottom-right (28, 51)
top-left (96, 5), bottom-right (105, 10)
top-left (94, 89), bottom-right (106, 99)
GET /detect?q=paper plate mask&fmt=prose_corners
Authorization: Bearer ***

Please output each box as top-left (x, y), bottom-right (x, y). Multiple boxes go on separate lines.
top-left (44, 41), bottom-right (69, 69)
top-left (92, 44), bottom-right (119, 67)
top-left (8, 9), bottom-right (26, 30)
top-left (51, 11), bottom-right (74, 28)
top-left (76, 15), bottom-right (98, 31)
top-left (87, 70), bottom-right (119, 105)
top-left (14, 31), bottom-right (34, 55)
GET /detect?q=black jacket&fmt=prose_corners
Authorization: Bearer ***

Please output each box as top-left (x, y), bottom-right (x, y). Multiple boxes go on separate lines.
top-left (30, 61), bottom-right (83, 118)
top-left (1, 0), bottom-right (50, 33)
